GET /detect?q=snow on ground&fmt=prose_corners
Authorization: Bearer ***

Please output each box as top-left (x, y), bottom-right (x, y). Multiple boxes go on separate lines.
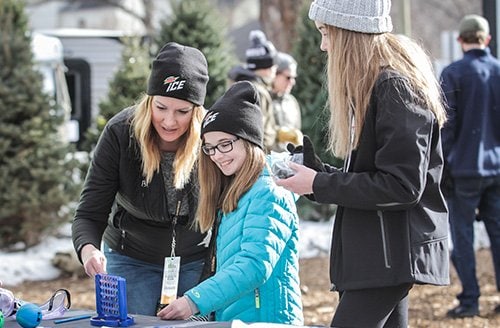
top-left (0, 219), bottom-right (491, 287)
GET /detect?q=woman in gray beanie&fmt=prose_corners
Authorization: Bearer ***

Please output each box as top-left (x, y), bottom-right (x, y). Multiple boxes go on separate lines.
top-left (277, 0), bottom-right (449, 327)
top-left (72, 42), bottom-right (210, 315)
top-left (158, 81), bottom-right (303, 324)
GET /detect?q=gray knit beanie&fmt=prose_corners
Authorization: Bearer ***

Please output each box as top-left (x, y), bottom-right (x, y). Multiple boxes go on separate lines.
top-left (276, 52), bottom-right (297, 75)
top-left (309, 0), bottom-right (393, 34)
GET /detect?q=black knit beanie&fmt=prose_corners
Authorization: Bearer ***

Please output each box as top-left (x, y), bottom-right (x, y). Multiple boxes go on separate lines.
top-left (245, 30), bottom-right (277, 70)
top-left (201, 81), bottom-right (263, 149)
top-left (147, 42), bottom-right (209, 106)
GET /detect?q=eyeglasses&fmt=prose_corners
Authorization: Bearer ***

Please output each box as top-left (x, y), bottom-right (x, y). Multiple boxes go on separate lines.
top-left (39, 288), bottom-right (71, 320)
top-left (201, 137), bottom-right (239, 156)
top-left (0, 287), bottom-right (16, 317)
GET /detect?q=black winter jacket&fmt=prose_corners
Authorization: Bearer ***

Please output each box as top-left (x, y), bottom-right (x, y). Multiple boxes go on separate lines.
top-left (313, 71), bottom-right (450, 291)
top-left (72, 108), bottom-right (208, 265)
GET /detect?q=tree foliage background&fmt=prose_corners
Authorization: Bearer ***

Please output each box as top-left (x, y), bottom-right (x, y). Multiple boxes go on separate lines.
top-left (154, 0), bottom-right (236, 108)
top-left (80, 36), bottom-right (150, 153)
top-left (82, 0), bottom-right (236, 156)
top-left (0, 0), bottom-right (81, 249)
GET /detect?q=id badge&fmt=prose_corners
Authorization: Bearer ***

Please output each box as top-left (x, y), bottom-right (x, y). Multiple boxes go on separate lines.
top-left (160, 256), bottom-right (180, 306)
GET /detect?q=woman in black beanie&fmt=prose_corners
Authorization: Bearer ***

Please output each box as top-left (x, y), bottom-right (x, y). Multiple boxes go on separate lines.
top-left (158, 81), bottom-right (303, 324)
top-left (72, 42), bottom-right (210, 315)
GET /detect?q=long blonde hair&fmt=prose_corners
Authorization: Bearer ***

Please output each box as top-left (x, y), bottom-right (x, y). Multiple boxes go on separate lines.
top-left (324, 26), bottom-right (446, 159)
top-left (131, 94), bottom-right (204, 189)
top-left (196, 140), bottom-right (266, 233)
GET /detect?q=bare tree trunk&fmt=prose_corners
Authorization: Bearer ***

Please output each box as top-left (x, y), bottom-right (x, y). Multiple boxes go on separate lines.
top-left (100, 0), bottom-right (155, 37)
top-left (259, 0), bottom-right (305, 53)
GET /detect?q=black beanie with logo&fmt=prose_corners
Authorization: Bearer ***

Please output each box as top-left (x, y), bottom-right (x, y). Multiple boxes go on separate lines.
top-left (147, 42), bottom-right (209, 106)
top-left (201, 81), bottom-right (263, 149)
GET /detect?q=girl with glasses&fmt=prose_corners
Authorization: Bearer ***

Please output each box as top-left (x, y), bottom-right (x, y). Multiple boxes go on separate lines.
top-left (157, 81), bottom-right (303, 325)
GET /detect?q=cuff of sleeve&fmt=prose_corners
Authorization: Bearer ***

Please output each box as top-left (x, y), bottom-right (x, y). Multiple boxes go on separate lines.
top-left (184, 295), bottom-right (199, 315)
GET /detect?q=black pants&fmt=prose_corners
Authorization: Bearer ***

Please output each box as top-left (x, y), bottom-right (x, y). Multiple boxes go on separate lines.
top-left (331, 283), bottom-right (413, 328)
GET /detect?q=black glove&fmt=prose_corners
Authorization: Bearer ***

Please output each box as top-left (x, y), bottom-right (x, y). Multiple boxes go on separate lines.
top-left (286, 142), bottom-right (303, 155)
top-left (302, 135), bottom-right (325, 172)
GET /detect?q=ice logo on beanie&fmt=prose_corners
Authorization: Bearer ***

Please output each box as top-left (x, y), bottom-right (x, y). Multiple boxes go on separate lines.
top-left (163, 76), bottom-right (186, 93)
top-left (202, 111), bottom-right (219, 129)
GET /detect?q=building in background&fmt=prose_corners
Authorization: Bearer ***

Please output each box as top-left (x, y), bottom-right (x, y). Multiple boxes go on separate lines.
top-left (24, 0), bottom-right (490, 147)
top-left (24, 0), bottom-right (259, 147)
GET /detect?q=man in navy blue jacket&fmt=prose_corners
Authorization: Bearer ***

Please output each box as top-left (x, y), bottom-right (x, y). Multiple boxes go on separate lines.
top-left (441, 14), bottom-right (500, 318)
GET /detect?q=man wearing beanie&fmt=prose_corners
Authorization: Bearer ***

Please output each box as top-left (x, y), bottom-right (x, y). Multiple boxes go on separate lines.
top-left (158, 81), bottom-right (303, 325)
top-left (72, 42), bottom-right (210, 316)
top-left (441, 14), bottom-right (500, 318)
top-left (227, 30), bottom-right (278, 152)
top-left (276, 0), bottom-right (449, 327)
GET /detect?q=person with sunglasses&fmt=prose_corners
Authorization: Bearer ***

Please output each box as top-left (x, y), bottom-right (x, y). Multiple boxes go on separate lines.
top-left (270, 52), bottom-right (303, 152)
top-left (72, 42), bottom-right (210, 316)
top-left (157, 81), bottom-right (303, 325)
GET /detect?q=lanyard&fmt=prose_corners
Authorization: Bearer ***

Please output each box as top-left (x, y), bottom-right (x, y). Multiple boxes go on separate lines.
top-left (170, 189), bottom-right (184, 258)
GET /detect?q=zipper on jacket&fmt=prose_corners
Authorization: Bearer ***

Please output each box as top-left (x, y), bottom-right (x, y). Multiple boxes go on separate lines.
top-left (120, 230), bottom-right (126, 251)
top-left (254, 289), bottom-right (260, 309)
top-left (377, 210), bottom-right (392, 269)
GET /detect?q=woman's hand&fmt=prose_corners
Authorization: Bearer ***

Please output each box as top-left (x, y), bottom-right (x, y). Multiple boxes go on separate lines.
top-left (81, 244), bottom-right (107, 277)
top-left (274, 162), bottom-right (316, 195)
top-left (157, 296), bottom-right (193, 320)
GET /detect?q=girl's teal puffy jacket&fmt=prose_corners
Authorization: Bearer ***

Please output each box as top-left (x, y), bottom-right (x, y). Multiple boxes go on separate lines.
top-left (185, 168), bottom-right (303, 324)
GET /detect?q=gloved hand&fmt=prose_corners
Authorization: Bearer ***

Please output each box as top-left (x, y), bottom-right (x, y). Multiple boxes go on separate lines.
top-left (302, 135), bottom-right (325, 172)
top-left (286, 142), bottom-right (303, 155)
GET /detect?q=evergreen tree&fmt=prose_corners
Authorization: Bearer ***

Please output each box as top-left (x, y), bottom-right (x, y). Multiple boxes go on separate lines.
top-left (154, 0), bottom-right (236, 108)
top-left (292, 4), bottom-right (332, 163)
top-left (292, 4), bottom-right (337, 221)
top-left (81, 36), bottom-right (150, 152)
top-left (0, 0), bottom-right (80, 248)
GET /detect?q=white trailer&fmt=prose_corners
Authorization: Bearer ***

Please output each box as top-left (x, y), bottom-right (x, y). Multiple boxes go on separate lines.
top-left (35, 28), bottom-right (129, 148)
top-left (31, 32), bottom-right (78, 143)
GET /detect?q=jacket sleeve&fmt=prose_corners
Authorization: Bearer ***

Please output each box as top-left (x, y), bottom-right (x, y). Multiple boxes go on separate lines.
top-left (313, 76), bottom-right (435, 211)
top-left (439, 66), bottom-right (459, 160)
top-left (72, 120), bottom-right (122, 260)
top-left (185, 185), bottom-right (297, 315)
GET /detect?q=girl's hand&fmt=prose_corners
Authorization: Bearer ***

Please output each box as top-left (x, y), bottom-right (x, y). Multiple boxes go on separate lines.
top-left (157, 296), bottom-right (193, 320)
top-left (81, 244), bottom-right (107, 277)
top-left (275, 162), bottom-right (316, 195)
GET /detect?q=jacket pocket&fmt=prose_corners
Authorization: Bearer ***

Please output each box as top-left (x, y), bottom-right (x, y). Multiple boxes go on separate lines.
top-left (377, 210), bottom-right (392, 269)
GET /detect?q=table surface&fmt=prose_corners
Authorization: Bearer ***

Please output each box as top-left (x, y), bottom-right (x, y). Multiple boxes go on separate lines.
top-left (3, 310), bottom-right (233, 328)
top-left (3, 309), bottom-right (316, 327)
